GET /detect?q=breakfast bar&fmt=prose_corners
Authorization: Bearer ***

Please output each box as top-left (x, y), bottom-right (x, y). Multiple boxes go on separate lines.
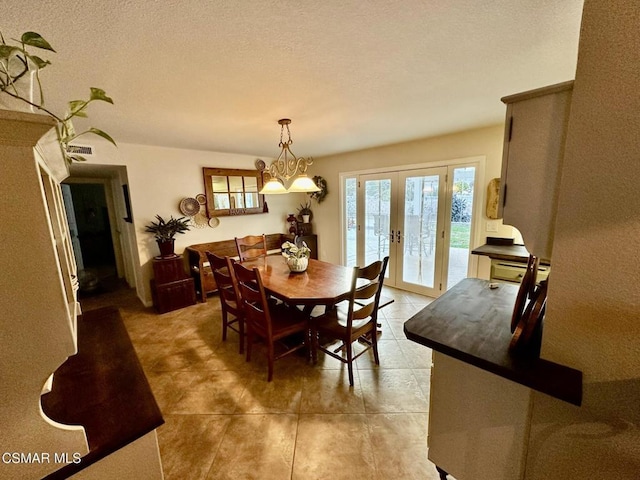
top-left (404, 278), bottom-right (582, 480)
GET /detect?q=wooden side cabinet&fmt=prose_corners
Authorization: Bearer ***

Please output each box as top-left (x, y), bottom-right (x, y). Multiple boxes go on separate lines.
top-left (151, 255), bottom-right (195, 313)
top-left (498, 81), bottom-right (573, 261)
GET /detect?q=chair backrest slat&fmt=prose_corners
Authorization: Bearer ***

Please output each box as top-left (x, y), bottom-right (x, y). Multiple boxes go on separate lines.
top-left (346, 257), bottom-right (389, 330)
top-left (231, 260), bottom-right (272, 336)
top-left (206, 251), bottom-right (241, 311)
top-left (235, 234), bottom-right (268, 261)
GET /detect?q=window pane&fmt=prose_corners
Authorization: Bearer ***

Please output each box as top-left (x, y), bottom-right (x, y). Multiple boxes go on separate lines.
top-left (228, 176), bottom-right (243, 193)
top-left (245, 192), bottom-right (258, 208)
top-left (231, 193), bottom-right (244, 209)
top-left (244, 176), bottom-right (258, 193)
top-left (211, 176), bottom-right (228, 193)
top-left (345, 178), bottom-right (357, 267)
top-left (214, 193), bottom-right (230, 209)
top-left (447, 166), bottom-right (475, 289)
top-left (364, 179), bottom-right (390, 268)
top-left (402, 175), bottom-right (439, 288)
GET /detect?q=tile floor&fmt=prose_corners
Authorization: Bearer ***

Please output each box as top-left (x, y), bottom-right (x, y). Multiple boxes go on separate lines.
top-left (81, 283), bottom-right (451, 480)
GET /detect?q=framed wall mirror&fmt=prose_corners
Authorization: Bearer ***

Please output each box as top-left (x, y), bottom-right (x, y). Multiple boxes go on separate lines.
top-left (203, 167), bottom-right (266, 217)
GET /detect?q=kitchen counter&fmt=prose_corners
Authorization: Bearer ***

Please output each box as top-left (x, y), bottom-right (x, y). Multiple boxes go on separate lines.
top-left (472, 243), bottom-right (550, 264)
top-left (403, 278), bottom-right (581, 405)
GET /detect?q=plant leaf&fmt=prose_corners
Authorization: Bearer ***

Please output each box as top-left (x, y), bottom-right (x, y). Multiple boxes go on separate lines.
top-left (68, 99), bottom-right (88, 117)
top-left (87, 127), bottom-right (117, 146)
top-left (89, 87), bottom-right (113, 104)
top-left (60, 119), bottom-right (76, 141)
top-left (69, 154), bottom-right (87, 162)
top-left (21, 32), bottom-right (56, 52)
top-left (29, 55), bottom-right (51, 69)
top-left (0, 45), bottom-right (20, 59)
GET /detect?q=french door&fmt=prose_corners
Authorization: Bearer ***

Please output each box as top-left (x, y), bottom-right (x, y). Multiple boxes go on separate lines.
top-left (349, 164), bottom-right (476, 297)
top-left (357, 168), bottom-right (446, 296)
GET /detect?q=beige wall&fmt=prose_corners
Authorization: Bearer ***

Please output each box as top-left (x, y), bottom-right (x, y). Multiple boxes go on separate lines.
top-left (86, 123), bottom-right (513, 305)
top-left (525, 1), bottom-right (640, 477)
top-left (311, 124), bottom-right (514, 278)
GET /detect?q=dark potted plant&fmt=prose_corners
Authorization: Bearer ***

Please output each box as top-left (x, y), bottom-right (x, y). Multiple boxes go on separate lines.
top-left (145, 215), bottom-right (190, 257)
top-left (297, 201), bottom-right (312, 223)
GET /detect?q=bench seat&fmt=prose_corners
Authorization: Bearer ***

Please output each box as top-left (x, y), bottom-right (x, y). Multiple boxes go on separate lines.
top-left (186, 233), bottom-right (290, 302)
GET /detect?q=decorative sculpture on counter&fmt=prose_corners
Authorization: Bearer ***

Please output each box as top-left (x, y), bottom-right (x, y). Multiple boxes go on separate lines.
top-left (286, 213), bottom-right (298, 234)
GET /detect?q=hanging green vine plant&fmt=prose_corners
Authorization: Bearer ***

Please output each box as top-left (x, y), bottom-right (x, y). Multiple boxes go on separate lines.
top-left (0, 30), bottom-right (116, 163)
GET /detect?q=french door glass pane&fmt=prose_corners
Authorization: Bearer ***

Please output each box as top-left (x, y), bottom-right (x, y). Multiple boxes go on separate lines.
top-left (364, 179), bottom-right (391, 266)
top-left (345, 178), bottom-right (357, 267)
top-left (402, 175), bottom-right (439, 288)
top-left (447, 166), bottom-right (475, 288)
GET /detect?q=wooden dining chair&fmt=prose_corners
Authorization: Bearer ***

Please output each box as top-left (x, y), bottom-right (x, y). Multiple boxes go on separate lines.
top-left (231, 260), bottom-right (309, 381)
top-left (205, 252), bottom-right (245, 353)
top-left (234, 234), bottom-right (267, 261)
top-left (311, 256), bottom-right (389, 386)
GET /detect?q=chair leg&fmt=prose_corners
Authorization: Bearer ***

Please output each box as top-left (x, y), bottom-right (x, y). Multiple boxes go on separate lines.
top-left (221, 309), bottom-right (228, 342)
top-left (371, 326), bottom-right (380, 365)
top-left (246, 330), bottom-right (253, 362)
top-left (238, 318), bottom-right (244, 354)
top-left (310, 326), bottom-right (318, 364)
top-left (267, 342), bottom-right (275, 382)
top-left (346, 342), bottom-right (354, 386)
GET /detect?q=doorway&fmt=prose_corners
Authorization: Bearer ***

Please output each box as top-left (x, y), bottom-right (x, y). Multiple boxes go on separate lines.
top-left (344, 162), bottom-right (479, 297)
top-left (62, 182), bottom-right (117, 293)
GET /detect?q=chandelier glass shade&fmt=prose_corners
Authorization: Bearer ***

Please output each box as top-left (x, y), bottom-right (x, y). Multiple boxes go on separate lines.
top-left (259, 119), bottom-right (320, 195)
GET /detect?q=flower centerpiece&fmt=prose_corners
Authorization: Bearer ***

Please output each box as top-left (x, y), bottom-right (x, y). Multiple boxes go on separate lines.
top-left (281, 240), bottom-right (311, 273)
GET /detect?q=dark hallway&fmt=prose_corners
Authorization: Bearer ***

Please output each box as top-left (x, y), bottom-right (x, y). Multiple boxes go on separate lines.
top-left (63, 182), bottom-right (117, 295)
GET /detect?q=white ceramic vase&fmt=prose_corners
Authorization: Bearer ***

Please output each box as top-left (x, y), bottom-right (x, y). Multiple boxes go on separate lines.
top-left (287, 256), bottom-right (308, 273)
top-left (302, 214), bottom-right (310, 223)
top-left (0, 69), bottom-right (37, 113)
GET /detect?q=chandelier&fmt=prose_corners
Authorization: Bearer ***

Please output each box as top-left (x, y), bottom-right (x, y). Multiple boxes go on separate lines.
top-left (259, 119), bottom-right (321, 194)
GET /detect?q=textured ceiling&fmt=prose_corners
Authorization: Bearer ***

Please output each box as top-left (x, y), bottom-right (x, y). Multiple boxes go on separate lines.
top-left (3, 0), bottom-right (584, 158)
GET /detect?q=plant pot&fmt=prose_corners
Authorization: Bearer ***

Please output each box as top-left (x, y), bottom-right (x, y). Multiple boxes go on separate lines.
top-left (157, 239), bottom-right (176, 258)
top-left (0, 69), bottom-right (37, 113)
top-left (286, 256), bottom-right (308, 273)
top-left (302, 214), bottom-right (310, 223)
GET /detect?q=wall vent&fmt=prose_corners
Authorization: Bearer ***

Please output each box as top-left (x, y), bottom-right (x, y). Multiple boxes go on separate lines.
top-left (66, 144), bottom-right (94, 156)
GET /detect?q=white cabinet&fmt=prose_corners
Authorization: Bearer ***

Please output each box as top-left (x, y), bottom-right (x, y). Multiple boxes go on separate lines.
top-left (0, 110), bottom-right (88, 479)
top-left (498, 81), bottom-right (573, 261)
top-left (428, 353), bottom-right (533, 480)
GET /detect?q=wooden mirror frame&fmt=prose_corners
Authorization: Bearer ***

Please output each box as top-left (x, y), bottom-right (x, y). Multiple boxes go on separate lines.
top-left (203, 167), bottom-right (266, 217)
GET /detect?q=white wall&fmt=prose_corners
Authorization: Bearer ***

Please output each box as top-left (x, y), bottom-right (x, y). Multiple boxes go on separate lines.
top-left (311, 124), bottom-right (516, 279)
top-left (525, 1), bottom-right (640, 477)
top-left (81, 141), bottom-right (303, 305)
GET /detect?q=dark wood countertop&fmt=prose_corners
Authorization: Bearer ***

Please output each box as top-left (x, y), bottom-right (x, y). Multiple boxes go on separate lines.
top-left (472, 243), bottom-right (551, 265)
top-left (403, 278), bottom-right (581, 406)
top-left (41, 307), bottom-right (164, 479)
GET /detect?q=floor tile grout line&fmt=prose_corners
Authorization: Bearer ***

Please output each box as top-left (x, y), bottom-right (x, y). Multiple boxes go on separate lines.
top-left (83, 284), bottom-right (438, 479)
